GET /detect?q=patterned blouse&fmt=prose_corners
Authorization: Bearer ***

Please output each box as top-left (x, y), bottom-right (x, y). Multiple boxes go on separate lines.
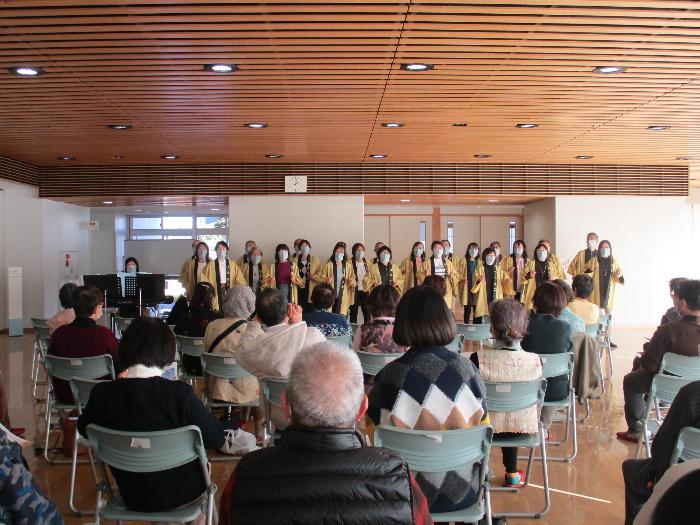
top-left (353, 317), bottom-right (409, 354)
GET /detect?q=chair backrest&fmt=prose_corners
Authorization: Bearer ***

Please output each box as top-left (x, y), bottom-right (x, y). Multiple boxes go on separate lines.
top-left (670, 426), bottom-right (700, 465)
top-left (374, 425), bottom-right (493, 473)
top-left (328, 334), bottom-right (353, 348)
top-left (445, 333), bottom-right (466, 353)
top-left (44, 354), bottom-right (115, 382)
top-left (261, 378), bottom-right (287, 408)
top-left (69, 378), bottom-right (107, 411)
top-left (598, 314), bottom-right (612, 328)
top-left (584, 324), bottom-right (600, 337)
top-left (86, 424), bottom-right (210, 481)
top-left (201, 352), bottom-right (253, 380)
top-left (113, 316), bottom-right (133, 333)
top-left (33, 325), bottom-right (52, 350)
top-left (660, 353), bottom-right (700, 379)
top-left (168, 324), bottom-right (177, 334)
top-left (31, 317), bottom-right (50, 329)
top-left (176, 335), bottom-right (206, 357)
top-left (650, 374), bottom-right (696, 406)
top-left (350, 323), bottom-right (360, 336)
top-left (356, 351), bottom-right (401, 377)
top-left (540, 352), bottom-right (574, 381)
top-left (456, 323), bottom-right (492, 341)
top-left (484, 378), bottom-right (547, 413)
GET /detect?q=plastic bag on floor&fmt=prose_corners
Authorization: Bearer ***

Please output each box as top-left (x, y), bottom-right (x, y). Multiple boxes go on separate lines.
top-left (219, 428), bottom-right (259, 455)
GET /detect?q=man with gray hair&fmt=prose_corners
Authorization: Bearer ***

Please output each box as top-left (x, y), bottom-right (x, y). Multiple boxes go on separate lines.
top-left (219, 342), bottom-right (432, 525)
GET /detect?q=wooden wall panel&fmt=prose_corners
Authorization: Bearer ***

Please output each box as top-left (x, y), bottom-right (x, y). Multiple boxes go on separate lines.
top-left (0, 155), bottom-right (39, 186)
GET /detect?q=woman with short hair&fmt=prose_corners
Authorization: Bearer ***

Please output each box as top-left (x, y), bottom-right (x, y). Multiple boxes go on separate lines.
top-left (174, 281), bottom-right (220, 375)
top-left (302, 283), bottom-right (352, 337)
top-left (399, 241), bottom-right (426, 293)
top-left (553, 278), bottom-right (585, 336)
top-left (364, 245), bottom-right (404, 294)
top-left (353, 284), bottom-right (407, 354)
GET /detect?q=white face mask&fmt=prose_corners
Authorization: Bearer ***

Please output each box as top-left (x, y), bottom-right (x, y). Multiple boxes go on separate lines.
top-left (197, 249), bottom-right (207, 259)
top-left (301, 245), bottom-right (311, 255)
top-left (278, 250), bottom-right (289, 262)
top-left (126, 265), bottom-right (137, 274)
top-left (216, 250), bottom-right (227, 261)
top-left (514, 246), bottom-right (524, 256)
top-left (587, 239), bottom-right (598, 250)
top-left (600, 247), bottom-right (611, 258)
top-left (468, 247), bottom-right (479, 257)
top-left (335, 251), bottom-right (344, 262)
top-left (355, 250), bottom-right (364, 260)
top-left (380, 253), bottom-right (391, 264)
top-left (413, 247), bottom-right (424, 257)
top-left (433, 247), bottom-right (444, 258)
top-left (485, 255), bottom-right (496, 266)
top-left (536, 249), bottom-right (548, 262)
top-left (493, 247), bottom-right (501, 257)
top-left (251, 255), bottom-right (262, 265)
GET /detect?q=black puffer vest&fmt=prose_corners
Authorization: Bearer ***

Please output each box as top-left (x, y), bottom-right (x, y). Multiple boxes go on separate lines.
top-left (231, 426), bottom-right (415, 525)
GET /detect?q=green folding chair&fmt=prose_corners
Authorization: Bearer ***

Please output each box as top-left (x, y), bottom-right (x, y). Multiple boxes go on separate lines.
top-left (486, 378), bottom-right (550, 519)
top-left (584, 324), bottom-right (599, 338)
top-left (456, 323), bottom-right (492, 350)
top-left (43, 354), bottom-right (115, 464)
top-left (261, 378), bottom-right (288, 447)
top-left (660, 353), bottom-right (700, 379)
top-left (328, 333), bottom-right (353, 348)
top-left (86, 424), bottom-right (217, 525)
top-left (635, 374), bottom-right (697, 458)
top-left (356, 351), bottom-right (401, 377)
top-left (375, 425), bottom-right (494, 524)
top-left (598, 314), bottom-right (613, 379)
top-left (67, 378), bottom-right (108, 515)
top-left (113, 316), bottom-right (133, 339)
top-left (176, 335), bottom-right (206, 385)
top-left (445, 333), bottom-right (466, 353)
top-left (670, 427), bottom-right (700, 465)
top-left (30, 317), bottom-right (51, 401)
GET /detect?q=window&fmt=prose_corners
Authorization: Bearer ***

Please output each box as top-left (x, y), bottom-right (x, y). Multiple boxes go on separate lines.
top-left (447, 221), bottom-right (454, 253)
top-left (419, 221), bottom-right (427, 246)
top-left (509, 220), bottom-right (517, 251)
top-left (129, 214), bottom-right (229, 245)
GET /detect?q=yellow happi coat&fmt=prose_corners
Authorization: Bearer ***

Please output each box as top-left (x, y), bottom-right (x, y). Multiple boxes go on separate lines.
top-left (471, 264), bottom-right (512, 318)
top-left (399, 256), bottom-right (427, 292)
top-left (239, 260), bottom-right (273, 296)
top-left (203, 258), bottom-right (247, 311)
top-left (520, 258), bottom-right (560, 311)
top-left (268, 260), bottom-right (305, 304)
top-left (499, 255), bottom-right (528, 299)
top-left (364, 261), bottom-right (405, 295)
top-left (421, 257), bottom-right (459, 307)
top-left (457, 258), bottom-right (483, 306)
top-left (585, 256), bottom-right (624, 312)
top-left (319, 259), bottom-right (357, 315)
top-left (292, 254), bottom-right (322, 305)
top-left (180, 258), bottom-right (216, 300)
top-left (567, 249), bottom-right (597, 277)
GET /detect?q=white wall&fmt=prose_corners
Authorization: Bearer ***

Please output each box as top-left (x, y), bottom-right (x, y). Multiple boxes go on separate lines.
top-left (555, 196), bottom-right (692, 325)
top-left (229, 195), bottom-right (365, 262)
top-left (524, 198), bottom-right (556, 255)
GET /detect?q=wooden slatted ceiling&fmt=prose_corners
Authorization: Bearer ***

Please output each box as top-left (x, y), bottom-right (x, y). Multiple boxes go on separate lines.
top-left (0, 0), bottom-right (698, 190)
top-left (0, 154), bottom-right (38, 186)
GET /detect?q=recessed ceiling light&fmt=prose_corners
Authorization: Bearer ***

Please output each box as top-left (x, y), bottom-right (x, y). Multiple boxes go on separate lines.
top-left (210, 208), bottom-right (220, 211)
top-left (516, 123), bottom-right (539, 129)
top-left (161, 155), bottom-right (178, 160)
top-left (134, 209), bottom-right (142, 212)
top-left (8, 66), bottom-right (43, 76)
top-left (112, 155), bottom-right (124, 159)
top-left (58, 156), bottom-right (76, 161)
top-left (103, 201), bottom-right (113, 205)
top-left (265, 154), bottom-right (283, 159)
top-left (488, 199), bottom-right (500, 203)
top-left (474, 154), bottom-right (492, 159)
top-left (575, 155), bottom-right (594, 159)
top-left (400, 199), bottom-right (411, 203)
top-left (244, 123), bottom-right (268, 129)
top-left (203, 64), bottom-right (238, 73)
top-left (369, 154), bottom-right (388, 159)
top-left (452, 123), bottom-right (468, 127)
top-left (593, 66), bottom-right (626, 74)
top-left (400, 63), bottom-right (434, 71)
top-left (108, 124), bottom-right (132, 130)
top-left (648, 125), bottom-right (670, 131)
top-left (382, 122), bottom-right (404, 128)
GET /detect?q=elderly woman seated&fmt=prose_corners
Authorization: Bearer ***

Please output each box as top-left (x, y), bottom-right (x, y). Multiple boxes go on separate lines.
top-left (353, 284), bottom-right (408, 354)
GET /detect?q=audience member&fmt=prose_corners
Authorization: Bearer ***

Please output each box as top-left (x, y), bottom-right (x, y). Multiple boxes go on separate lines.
top-left (47, 281), bottom-right (78, 333)
top-left (220, 342), bottom-right (432, 525)
top-left (48, 286), bottom-right (119, 403)
top-left (422, 274), bottom-right (447, 298)
top-left (78, 317), bottom-right (224, 519)
top-left (553, 278), bottom-right (585, 336)
top-left (472, 299), bottom-right (543, 487)
top-left (569, 274), bottom-right (600, 326)
top-left (368, 286), bottom-right (487, 514)
top-left (522, 282), bottom-right (573, 430)
top-left (353, 284), bottom-right (408, 354)
top-left (618, 280), bottom-right (700, 441)
top-left (302, 283), bottom-right (352, 337)
top-left (660, 277), bottom-right (689, 326)
top-left (204, 286), bottom-right (258, 405)
top-left (632, 460), bottom-right (700, 525)
top-left (174, 281), bottom-right (220, 376)
top-left (622, 380), bottom-right (700, 524)
top-left (0, 431), bottom-right (63, 524)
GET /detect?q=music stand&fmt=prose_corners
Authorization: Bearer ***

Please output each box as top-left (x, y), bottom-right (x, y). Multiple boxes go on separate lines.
top-left (136, 274), bottom-right (167, 307)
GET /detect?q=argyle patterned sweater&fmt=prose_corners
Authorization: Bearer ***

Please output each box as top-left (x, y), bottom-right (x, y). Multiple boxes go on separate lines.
top-left (368, 346), bottom-right (488, 513)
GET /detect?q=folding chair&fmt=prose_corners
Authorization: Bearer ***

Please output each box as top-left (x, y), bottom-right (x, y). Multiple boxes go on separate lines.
top-left (176, 335), bottom-right (206, 386)
top-left (328, 333), bottom-right (353, 348)
top-left (486, 378), bottom-right (550, 519)
top-left (86, 424), bottom-right (217, 525)
top-left (261, 378), bottom-right (287, 447)
top-left (456, 323), bottom-right (492, 350)
top-left (356, 351), bottom-right (401, 377)
top-left (350, 323), bottom-right (360, 336)
top-left (30, 317), bottom-right (51, 401)
top-left (445, 333), bottom-right (466, 353)
top-left (112, 316), bottom-right (133, 339)
top-left (67, 378), bottom-right (107, 515)
top-left (43, 355), bottom-right (115, 464)
top-left (660, 353), bottom-right (700, 379)
top-left (635, 374), bottom-right (696, 458)
top-left (584, 324), bottom-right (599, 338)
top-left (375, 425), bottom-right (494, 524)
top-left (201, 352), bottom-right (259, 461)
top-left (670, 427), bottom-right (700, 465)
top-left (598, 314), bottom-right (613, 379)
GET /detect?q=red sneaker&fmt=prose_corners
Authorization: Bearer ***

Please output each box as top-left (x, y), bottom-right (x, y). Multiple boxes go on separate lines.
top-left (10, 427), bottom-right (26, 438)
top-left (616, 431), bottom-right (640, 443)
top-left (503, 470), bottom-right (526, 488)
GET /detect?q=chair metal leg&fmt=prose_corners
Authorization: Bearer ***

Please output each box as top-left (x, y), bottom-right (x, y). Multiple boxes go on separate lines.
top-left (579, 398), bottom-right (592, 423)
top-left (43, 397), bottom-right (53, 463)
top-left (483, 481), bottom-right (493, 525)
top-left (69, 427), bottom-right (97, 516)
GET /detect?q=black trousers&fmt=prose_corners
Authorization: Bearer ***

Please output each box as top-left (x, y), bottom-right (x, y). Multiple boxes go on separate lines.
top-left (349, 291), bottom-right (368, 324)
top-left (495, 432), bottom-right (520, 472)
top-left (463, 305), bottom-right (476, 324)
top-left (622, 458), bottom-right (655, 525)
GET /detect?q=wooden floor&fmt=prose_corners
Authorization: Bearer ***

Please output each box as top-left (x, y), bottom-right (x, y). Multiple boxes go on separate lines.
top-left (1, 326), bottom-right (652, 524)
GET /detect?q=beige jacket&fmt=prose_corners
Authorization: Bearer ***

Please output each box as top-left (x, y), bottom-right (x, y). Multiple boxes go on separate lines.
top-left (570, 332), bottom-right (603, 402)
